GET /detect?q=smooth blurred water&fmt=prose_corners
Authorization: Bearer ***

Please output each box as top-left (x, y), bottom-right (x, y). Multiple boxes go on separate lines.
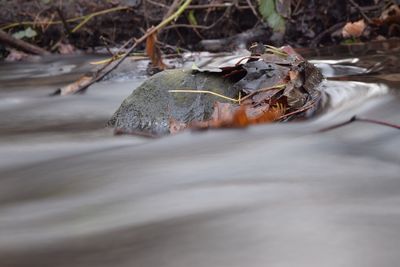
top-left (0, 42), bottom-right (399, 267)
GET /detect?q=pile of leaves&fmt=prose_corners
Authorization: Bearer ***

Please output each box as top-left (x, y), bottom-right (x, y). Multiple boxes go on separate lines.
top-left (170, 43), bottom-right (323, 134)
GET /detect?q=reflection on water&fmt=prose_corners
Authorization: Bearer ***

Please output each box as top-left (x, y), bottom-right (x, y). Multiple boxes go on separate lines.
top-left (0, 41), bottom-right (399, 267)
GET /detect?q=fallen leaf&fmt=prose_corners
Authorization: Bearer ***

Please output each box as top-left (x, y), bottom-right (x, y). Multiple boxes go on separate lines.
top-left (342, 19), bottom-right (366, 38)
top-left (258, 0), bottom-right (286, 32)
top-left (145, 30), bottom-right (166, 70)
top-left (190, 102), bottom-right (237, 129)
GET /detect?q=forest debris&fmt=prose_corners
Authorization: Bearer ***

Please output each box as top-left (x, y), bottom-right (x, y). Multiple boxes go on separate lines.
top-left (380, 4), bottom-right (400, 25)
top-left (168, 44), bottom-right (323, 133)
top-left (55, 0), bottom-right (192, 96)
top-left (342, 19), bottom-right (366, 38)
top-left (54, 75), bottom-right (93, 96)
top-left (168, 89), bottom-right (239, 102)
top-left (0, 29), bottom-right (49, 55)
top-left (145, 30), bottom-right (166, 70)
top-left (378, 4), bottom-right (400, 36)
top-left (318, 116), bottom-right (400, 132)
top-left (109, 43), bottom-right (323, 137)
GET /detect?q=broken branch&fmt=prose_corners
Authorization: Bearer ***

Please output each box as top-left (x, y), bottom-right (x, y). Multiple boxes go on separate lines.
top-left (0, 29), bottom-right (49, 55)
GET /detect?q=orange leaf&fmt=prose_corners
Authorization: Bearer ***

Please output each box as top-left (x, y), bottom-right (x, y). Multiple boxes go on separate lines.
top-left (342, 19), bottom-right (366, 38)
top-left (145, 30), bottom-right (166, 70)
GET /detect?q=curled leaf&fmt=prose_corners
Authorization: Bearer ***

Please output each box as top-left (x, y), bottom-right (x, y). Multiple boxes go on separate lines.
top-left (342, 19), bottom-right (366, 38)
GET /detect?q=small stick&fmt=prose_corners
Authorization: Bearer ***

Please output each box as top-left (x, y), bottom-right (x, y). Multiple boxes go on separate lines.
top-left (310, 22), bottom-right (346, 48)
top-left (1, 6), bottom-right (129, 31)
top-left (278, 95), bottom-right (321, 119)
top-left (163, 0), bottom-right (181, 20)
top-left (318, 116), bottom-right (357, 132)
top-left (318, 116), bottom-right (400, 132)
top-left (70, 0), bottom-right (192, 95)
top-left (356, 117), bottom-right (400, 129)
top-left (56, 7), bottom-right (71, 35)
top-left (348, 0), bottom-right (373, 24)
top-left (240, 84), bottom-right (286, 102)
top-left (168, 89), bottom-right (239, 102)
top-left (245, 0), bottom-right (260, 19)
top-left (100, 36), bottom-right (114, 56)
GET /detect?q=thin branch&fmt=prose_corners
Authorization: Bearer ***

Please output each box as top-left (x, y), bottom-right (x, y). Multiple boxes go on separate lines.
top-left (1, 6), bottom-right (129, 31)
top-left (55, 7), bottom-right (71, 35)
top-left (357, 117), bottom-right (400, 129)
top-left (240, 84), bottom-right (287, 102)
top-left (244, 0), bottom-right (260, 18)
top-left (318, 116), bottom-right (400, 132)
top-left (278, 95), bottom-right (321, 120)
top-left (163, 0), bottom-right (181, 20)
top-left (69, 0), bottom-right (193, 95)
top-left (145, 0), bottom-right (168, 8)
top-left (348, 0), bottom-right (373, 23)
top-left (169, 89), bottom-right (239, 102)
top-left (318, 116), bottom-right (357, 132)
top-left (310, 21), bottom-right (346, 48)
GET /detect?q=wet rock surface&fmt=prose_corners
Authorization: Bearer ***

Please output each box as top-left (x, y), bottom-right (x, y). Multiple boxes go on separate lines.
top-left (109, 45), bottom-right (325, 136)
top-left (108, 69), bottom-right (239, 136)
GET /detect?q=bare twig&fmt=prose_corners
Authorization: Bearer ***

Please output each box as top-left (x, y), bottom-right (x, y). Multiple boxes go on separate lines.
top-left (145, 0), bottom-right (168, 8)
top-left (318, 116), bottom-right (400, 132)
top-left (100, 36), bottom-right (114, 56)
top-left (55, 7), bottom-right (71, 35)
top-left (318, 116), bottom-right (357, 132)
top-left (68, 0), bottom-right (193, 95)
top-left (310, 22), bottom-right (346, 48)
top-left (1, 6), bottom-right (129, 31)
top-left (348, 0), bottom-right (373, 23)
top-left (169, 89), bottom-right (239, 102)
top-left (240, 84), bottom-right (287, 102)
top-left (293, 0), bottom-right (303, 16)
top-left (245, 0), bottom-right (260, 19)
top-left (278, 95), bottom-right (321, 120)
top-left (356, 117), bottom-right (400, 129)
top-left (163, 0), bottom-right (181, 20)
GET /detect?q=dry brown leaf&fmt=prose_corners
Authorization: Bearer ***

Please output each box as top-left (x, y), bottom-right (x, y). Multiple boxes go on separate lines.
top-left (145, 30), bottom-right (166, 70)
top-left (231, 104), bottom-right (285, 127)
top-left (190, 102), bottom-right (236, 129)
top-left (342, 19), bottom-right (366, 38)
top-left (191, 102), bottom-right (285, 130)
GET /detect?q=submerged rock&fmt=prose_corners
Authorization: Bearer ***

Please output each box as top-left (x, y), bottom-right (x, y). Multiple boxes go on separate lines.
top-left (108, 69), bottom-right (239, 136)
top-left (109, 45), bottom-right (325, 137)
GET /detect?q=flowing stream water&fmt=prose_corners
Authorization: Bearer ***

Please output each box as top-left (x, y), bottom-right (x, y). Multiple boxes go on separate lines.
top-left (0, 41), bottom-right (399, 267)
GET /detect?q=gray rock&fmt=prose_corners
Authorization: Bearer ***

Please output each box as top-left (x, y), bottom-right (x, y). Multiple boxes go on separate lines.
top-left (108, 69), bottom-right (238, 136)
